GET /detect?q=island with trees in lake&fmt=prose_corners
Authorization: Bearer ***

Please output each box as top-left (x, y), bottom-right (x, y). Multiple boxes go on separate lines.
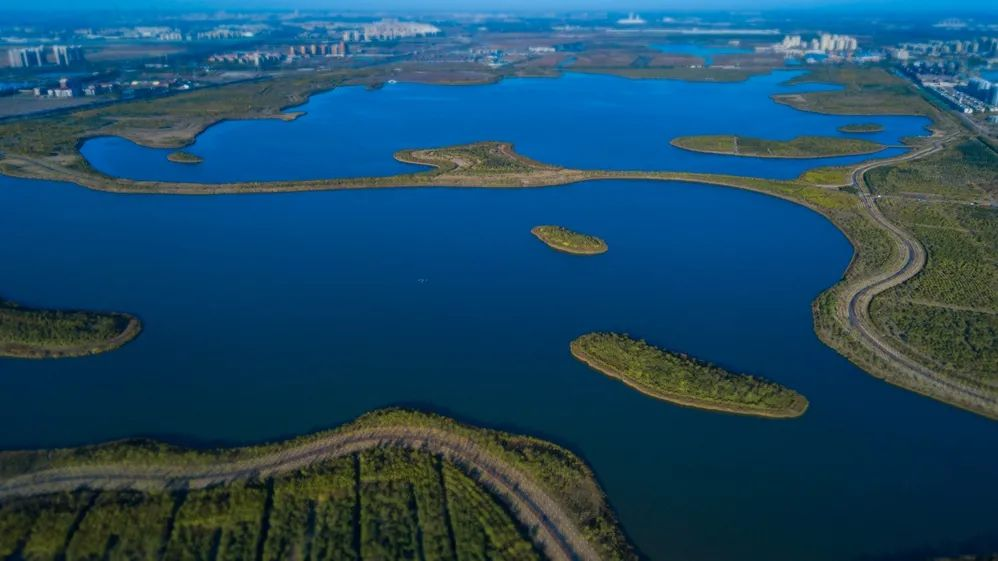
top-left (570, 333), bottom-right (809, 418)
top-left (670, 134), bottom-right (885, 158)
top-left (531, 225), bottom-right (608, 255)
top-left (166, 150), bottom-right (203, 164)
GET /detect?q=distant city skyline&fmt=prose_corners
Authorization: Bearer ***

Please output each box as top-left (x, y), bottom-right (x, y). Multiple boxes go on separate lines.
top-left (5, 0), bottom-right (998, 13)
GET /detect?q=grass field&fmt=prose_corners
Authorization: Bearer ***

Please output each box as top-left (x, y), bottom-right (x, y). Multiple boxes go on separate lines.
top-left (670, 135), bottom-right (884, 158)
top-left (0, 300), bottom-right (141, 359)
top-left (773, 66), bottom-right (940, 118)
top-left (570, 333), bottom-right (809, 418)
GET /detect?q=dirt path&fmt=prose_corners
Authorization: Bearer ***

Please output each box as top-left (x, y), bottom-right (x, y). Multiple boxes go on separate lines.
top-left (0, 425), bottom-right (602, 561)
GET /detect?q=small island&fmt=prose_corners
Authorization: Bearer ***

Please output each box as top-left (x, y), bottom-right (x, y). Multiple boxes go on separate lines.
top-left (531, 225), bottom-right (608, 255)
top-left (0, 300), bottom-right (141, 359)
top-left (166, 150), bottom-right (203, 164)
top-left (837, 123), bottom-right (885, 133)
top-left (670, 135), bottom-right (884, 158)
top-left (570, 333), bottom-right (809, 418)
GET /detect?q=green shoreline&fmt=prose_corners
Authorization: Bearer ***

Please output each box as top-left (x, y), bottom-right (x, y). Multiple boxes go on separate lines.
top-left (670, 135), bottom-right (885, 159)
top-left (531, 225), bottom-right (608, 255)
top-left (570, 333), bottom-right (809, 418)
top-left (0, 408), bottom-right (637, 561)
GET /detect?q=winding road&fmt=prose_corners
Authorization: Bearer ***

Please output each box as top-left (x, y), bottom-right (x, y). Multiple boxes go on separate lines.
top-left (0, 425), bottom-right (603, 561)
top-left (842, 136), bottom-right (998, 416)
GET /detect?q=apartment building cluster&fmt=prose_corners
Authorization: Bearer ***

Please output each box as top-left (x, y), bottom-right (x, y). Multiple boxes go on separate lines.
top-left (208, 41), bottom-right (348, 67)
top-left (288, 42), bottom-right (348, 57)
top-left (773, 33), bottom-right (859, 54)
top-left (896, 37), bottom-right (998, 59)
top-left (340, 19), bottom-right (440, 42)
top-left (7, 45), bottom-right (84, 68)
top-left (959, 77), bottom-right (998, 107)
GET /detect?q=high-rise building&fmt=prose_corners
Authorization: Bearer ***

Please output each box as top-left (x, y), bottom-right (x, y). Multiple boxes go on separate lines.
top-left (51, 45), bottom-right (84, 66)
top-left (959, 78), bottom-right (998, 107)
top-left (7, 47), bottom-right (45, 68)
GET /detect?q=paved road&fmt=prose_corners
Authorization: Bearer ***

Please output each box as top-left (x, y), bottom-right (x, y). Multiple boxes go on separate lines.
top-left (844, 137), bottom-right (997, 416)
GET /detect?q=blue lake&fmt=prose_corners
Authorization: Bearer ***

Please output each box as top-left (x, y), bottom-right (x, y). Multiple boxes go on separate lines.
top-left (652, 42), bottom-right (753, 66)
top-left (3, 71), bottom-right (996, 561)
top-left (81, 71), bottom-right (929, 184)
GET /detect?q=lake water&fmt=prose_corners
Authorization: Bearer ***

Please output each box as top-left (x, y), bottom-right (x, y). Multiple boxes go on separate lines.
top-left (652, 43), bottom-right (753, 66)
top-left (80, 72), bottom-right (928, 184)
top-left (3, 71), bottom-right (997, 561)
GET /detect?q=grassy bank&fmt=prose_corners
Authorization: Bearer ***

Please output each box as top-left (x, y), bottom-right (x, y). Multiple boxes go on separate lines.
top-left (531, 225), bottom-right (608, 255)
top-left (0, 300), bottom-right (141, 359)
top-left (670, 135), bottom-right (885, 158)
top-left (0, 409), bottom-right (637, 561)
top-left (570, 333), bottom-right (809, 418)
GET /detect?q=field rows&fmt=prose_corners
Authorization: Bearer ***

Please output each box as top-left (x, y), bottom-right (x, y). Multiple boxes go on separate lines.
top-left (0, 448), bottom-right (540, 561)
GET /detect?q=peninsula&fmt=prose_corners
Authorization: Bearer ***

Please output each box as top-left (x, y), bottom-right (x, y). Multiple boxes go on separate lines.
top-left (0, 300), bottom-right (141, 359)
top-left (532, 225), bottom-right (608, 255)
top-left (670, 135), bottom-right (885, 158)
top-left (570, 333), bottom-right (809, 418)
top-left (0, 409), bottom-right (636, 561)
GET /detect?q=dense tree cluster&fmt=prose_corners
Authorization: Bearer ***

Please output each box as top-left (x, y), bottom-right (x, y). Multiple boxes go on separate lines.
top-left (572, 333), bottom-right (808, 416)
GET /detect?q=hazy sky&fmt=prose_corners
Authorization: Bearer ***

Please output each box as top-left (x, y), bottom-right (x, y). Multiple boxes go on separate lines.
top-left (8, 0), bottom-right (998, 12)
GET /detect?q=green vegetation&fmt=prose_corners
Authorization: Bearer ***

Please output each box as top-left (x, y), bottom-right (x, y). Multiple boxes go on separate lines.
top-left (670, 135), bottom-right (884, 158)
top-left (167, 150), bottom-right (203, 164)
top-left (0, 409), bottom-right (638, 561)
top-left (798, 165), bottom-right (853, 186)
top-left (0, 449), bottom-right (539, 561)
top-left (773, 66), bottom-right (939, 117)
top-left (838, 123), bottom-right (885, 133)
top-left (0, 300), bottom-right (141, 359)
top-left (570, 333), bottom-right (809, 418)
top-left (531, 225), bottom-right (608, 255)
top-left (865, 138), bottom-right (998, 385)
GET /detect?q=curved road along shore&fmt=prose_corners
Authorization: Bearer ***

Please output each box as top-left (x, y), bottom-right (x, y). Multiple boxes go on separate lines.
top-left (0, 425), bottom-right (603, 561)
top-left (845, 136), bottom-right (998, 416)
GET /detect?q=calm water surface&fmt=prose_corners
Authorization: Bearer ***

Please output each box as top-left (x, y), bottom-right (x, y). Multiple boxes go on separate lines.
top-left (2, 72), bottom-right (996, 561)
top-left (81, 71), bottom-right (929, 183)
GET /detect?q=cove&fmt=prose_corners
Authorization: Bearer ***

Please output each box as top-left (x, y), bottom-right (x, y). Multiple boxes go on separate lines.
top-left (1, 173), bottom-right (996, 561)
top-left (79, 71), bottom-right (931, 185)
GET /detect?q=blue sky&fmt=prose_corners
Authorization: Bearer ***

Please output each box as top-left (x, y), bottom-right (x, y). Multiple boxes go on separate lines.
top-left (7, 0), bottom-right (997, 12)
